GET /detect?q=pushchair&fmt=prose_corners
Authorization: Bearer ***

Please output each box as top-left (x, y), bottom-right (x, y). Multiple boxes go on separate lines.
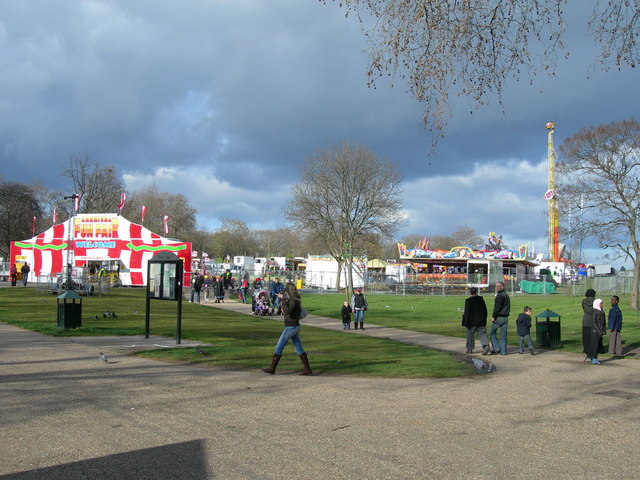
top-left (253, 289), bottom-right (271, 316)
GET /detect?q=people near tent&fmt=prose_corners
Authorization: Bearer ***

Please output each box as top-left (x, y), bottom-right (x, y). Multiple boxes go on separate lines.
top-left (21, 263), bottom-right (30, 286)
top-left (10, 263), bottom-right (17, 286)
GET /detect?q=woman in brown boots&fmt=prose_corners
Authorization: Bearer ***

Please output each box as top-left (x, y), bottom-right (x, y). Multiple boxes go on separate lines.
top-left (261, 282), bottom-right (312, 375)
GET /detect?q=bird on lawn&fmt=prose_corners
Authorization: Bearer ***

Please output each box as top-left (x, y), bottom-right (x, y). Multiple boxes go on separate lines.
top-left (196, 345), bottom-right (206, 355)
top-left (92, 314), bottom-right (99, 320)
top-left (111, 312), bottom-right (117, 318)
top-left (99, 352), bottom-right (108, 363)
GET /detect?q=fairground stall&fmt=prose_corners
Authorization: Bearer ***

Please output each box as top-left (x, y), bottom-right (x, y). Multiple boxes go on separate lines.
top-left (9, 213), bottom-right (191, 287)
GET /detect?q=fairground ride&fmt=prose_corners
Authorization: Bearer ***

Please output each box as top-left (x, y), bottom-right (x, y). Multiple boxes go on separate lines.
top-left (545, 122), bottom-right (560, 262)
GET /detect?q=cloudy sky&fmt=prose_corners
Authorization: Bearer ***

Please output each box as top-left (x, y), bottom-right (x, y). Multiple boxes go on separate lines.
top-left (1, 1), bottom-right (637, 267)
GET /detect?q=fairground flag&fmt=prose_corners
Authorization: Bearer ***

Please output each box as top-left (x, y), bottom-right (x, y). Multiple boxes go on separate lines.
top-left (52, 207), bottom-right (57, 224)
top-left (117, 192), bottom-right (126, 211)
top-left (163, 215), bottom-right (170, 235)
top-left (74, 194), bottom-right (81, 211)
top-left (141, 205), bottom-right (147, 223)
top-left (32, 216), bottom-right (36, 236)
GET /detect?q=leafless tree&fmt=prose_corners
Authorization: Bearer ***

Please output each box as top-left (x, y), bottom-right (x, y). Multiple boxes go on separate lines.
top-left (61, 154), bottom-right (124, 213)
top-left (0, 180), bottom-right (42, 258)
top-left (325, 1), bottom-right (640, 139)
top-left (451, 225), bottom-right (484, 249)
top-left (120, 184), bottom-right (197, 239)
top-left (284, 141), bottom-right (403, 295)
top-left (557, 118), bottom-right (640, 310)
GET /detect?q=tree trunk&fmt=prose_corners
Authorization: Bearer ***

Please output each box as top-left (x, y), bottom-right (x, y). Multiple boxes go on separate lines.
top-left (632, 257), bottom-right (640, 311)
top-left (335, 261), bottom-right (343, 291)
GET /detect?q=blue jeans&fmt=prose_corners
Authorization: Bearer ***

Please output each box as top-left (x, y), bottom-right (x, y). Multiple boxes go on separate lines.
top-left (490, 316), bottom-right (508, 354)
top-left (274, 326), bottom-right (305, 355)
top-left (518, 334), bottom-right (534, 352)
top-left (466, 326), bottom-right (488, 352)
top-left (353, 309), bottom-right (364, 323)
top-left (240, 288), bottom-right (247, 304)
top-left (190, 289), bottom-right (200, 303)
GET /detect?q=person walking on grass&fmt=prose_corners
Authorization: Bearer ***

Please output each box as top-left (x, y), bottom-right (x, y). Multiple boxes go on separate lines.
top-left (261, 282), bottom-right (312, 376)
top-left (461, 286), bottom-right (490, 355)
top-left (608, 295), bottom-right (623, 356)
top-left (515, 306), bottom-right (536, 355)
top-left (489, 281), bottom-right (510, 355)
top-left (351, 288), bottom-right (368, 330)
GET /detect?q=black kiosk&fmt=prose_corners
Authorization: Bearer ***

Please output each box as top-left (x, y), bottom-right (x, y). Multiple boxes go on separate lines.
top-left (146, 251), bottom-right (184, 344)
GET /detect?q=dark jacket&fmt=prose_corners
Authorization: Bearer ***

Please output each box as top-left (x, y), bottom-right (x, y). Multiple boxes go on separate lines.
top-left (581, 296), bottom-right (595, 327)
top-left (516, 313), bottom-right (532, 336)
top-left (492, 290), bottom-right (510, 318)
top-left (351, 293), bottom-right (368, 311)
top-left (213, 279), bottom-right (224, 297)
top-left (608, 304), bottom-right (622, 331)
top-left (341, 305), bottom-right (352, 322)
top-left (592, 309), bottom-right (606, 335)
top-left (270, 281), bottom-right (284, 298)
top-left (282, 294), bottom-right (302, 327)
top-left (461, 295), bottom-right (487, 328)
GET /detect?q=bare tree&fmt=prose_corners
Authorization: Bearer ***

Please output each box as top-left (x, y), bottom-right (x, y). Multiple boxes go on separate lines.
top-left (216, 218), bottom-right (258, 258)
top-left (284, 141), bottom-right (403, 295)
top-left (0, 180), bottom-right (42, 258)
top-left (451, 225), bottom-right (484, 249)
top-left (326, 1), bottom-right (640, 138)
top-left (61, 154), bottom-right (124, 213)
top-left (557, 118), bottom-right (640, 310)
top-left (120, 184), bottom-right (197, 239)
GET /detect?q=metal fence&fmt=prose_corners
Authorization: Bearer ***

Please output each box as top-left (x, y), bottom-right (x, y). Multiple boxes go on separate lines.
top-left (35, 272), bottom-right (111, 296)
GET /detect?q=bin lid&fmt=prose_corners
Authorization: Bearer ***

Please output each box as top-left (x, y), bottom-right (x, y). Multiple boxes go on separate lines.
top-left (536, 309), bottom-right (560, 318)
top-left (57, 290), bottom-right (82, 300)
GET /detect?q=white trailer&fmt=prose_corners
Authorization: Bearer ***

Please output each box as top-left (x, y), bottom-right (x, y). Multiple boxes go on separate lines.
top-left (305, 255), bottom-right (366, 289)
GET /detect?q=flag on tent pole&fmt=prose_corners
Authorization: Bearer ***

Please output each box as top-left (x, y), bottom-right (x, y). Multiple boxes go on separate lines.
top-left (52, 208), bottom-right (57, 224)
top-left (117, 192), bottom-right (126, 211)
top-left (74, 194), bottom-right (81, 211)
top-left (32, 216), bottom-right (36, 236)
top-left (141, 205), bottom-right (147, 224)
top-left (163, 215), bottom-right (170, 235)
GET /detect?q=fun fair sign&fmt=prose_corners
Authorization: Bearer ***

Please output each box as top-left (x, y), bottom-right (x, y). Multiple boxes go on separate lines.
top-left (9, 214), bottom-right (191, 286)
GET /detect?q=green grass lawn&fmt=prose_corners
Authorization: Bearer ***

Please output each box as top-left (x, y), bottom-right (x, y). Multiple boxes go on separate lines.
top-left (303, 291), bottom-right (640, 354)
top-left (0, 287), bottom-right (473, 378)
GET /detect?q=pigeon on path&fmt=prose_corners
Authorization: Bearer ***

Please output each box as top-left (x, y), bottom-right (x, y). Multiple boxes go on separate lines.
top-left (99, 352), bottom-right (108, 363)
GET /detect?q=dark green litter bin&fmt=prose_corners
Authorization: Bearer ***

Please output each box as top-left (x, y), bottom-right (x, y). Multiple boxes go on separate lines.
top-left (57, 290), bottom-right (82, 329)
top-left (535, 309), bottom-right (561, 348)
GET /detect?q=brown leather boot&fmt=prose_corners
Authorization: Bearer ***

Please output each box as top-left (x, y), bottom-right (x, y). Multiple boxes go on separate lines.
top-left (261, 354), bottom-right (282, 374)
top-left (298, 352), bottom-right (313, 375)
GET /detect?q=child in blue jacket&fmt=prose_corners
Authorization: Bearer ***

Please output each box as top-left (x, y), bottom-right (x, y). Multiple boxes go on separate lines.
top-left (516, 306), bottom-right (536, 355)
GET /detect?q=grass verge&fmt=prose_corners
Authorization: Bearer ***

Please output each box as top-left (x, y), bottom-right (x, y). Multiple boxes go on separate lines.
top-left (0, 287), bottom-right (475, 378)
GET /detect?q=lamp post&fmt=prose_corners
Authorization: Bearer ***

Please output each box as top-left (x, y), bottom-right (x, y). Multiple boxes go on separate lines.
top-left (62, 194), bottom-right (79, 290)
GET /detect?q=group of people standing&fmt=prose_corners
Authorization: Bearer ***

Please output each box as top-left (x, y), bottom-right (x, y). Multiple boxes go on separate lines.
top-left (461, 281), bottom-right (536, 356)
top-left (9, 263), bottom-right (30, 287)
top-left (581, 289), bottom-right (623, 365)
top-left (190, 271), bottom-right (229, 304)
top-left (340, 288), bottom-right (368, 330)
top-left (462, 282), bottom-right (624, 362)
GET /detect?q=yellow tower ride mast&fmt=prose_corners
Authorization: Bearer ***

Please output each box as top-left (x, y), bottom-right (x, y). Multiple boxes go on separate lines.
top-left (545, 122), bottom-right (559, 262)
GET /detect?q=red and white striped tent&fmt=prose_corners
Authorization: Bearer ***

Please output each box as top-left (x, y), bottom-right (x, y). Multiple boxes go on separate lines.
top-left (9, 213), bottom-right (191, 286)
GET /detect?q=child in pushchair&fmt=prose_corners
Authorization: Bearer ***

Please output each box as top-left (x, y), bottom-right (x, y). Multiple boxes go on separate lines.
top-left (253, 289), bottom-right (271, 316)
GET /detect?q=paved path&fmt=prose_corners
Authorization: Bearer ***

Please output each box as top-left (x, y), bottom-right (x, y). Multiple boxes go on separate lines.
top-left (2, 299), bottom-right (640, 479)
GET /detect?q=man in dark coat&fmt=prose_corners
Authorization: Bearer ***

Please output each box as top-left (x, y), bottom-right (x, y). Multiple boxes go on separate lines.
top-left (461, 287), bottom-right (490, 355)
top-left (490, 281), bottom-right (511, 355)
top-left (581, 289), bottom-right (596, 355)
